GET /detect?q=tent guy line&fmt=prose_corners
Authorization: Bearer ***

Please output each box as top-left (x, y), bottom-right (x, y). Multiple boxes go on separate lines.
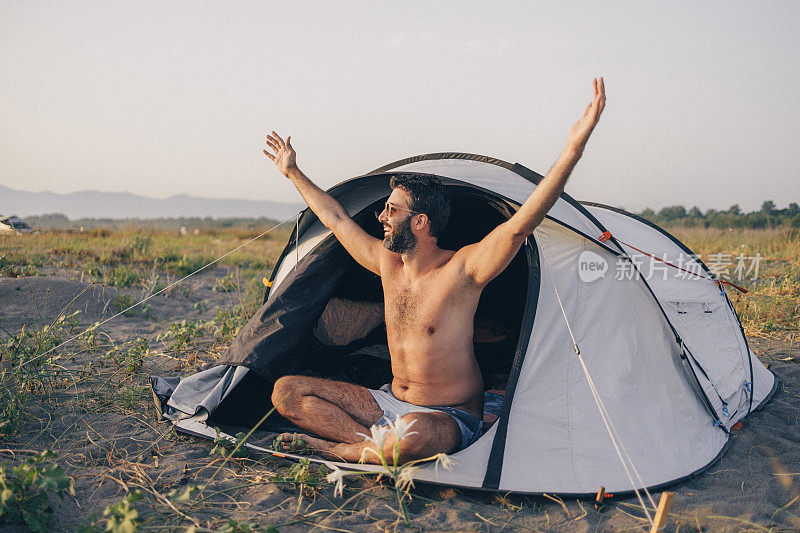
top-left (25, 213), bottom-right (301, 365)
top-left (544, 252), bottom-right (657, 524)
top-left (598, 230), bottom-right (749, 294)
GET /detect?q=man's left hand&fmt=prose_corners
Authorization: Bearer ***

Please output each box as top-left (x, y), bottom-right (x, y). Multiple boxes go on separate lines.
top-left (566, 77), bottom-right (606, 155)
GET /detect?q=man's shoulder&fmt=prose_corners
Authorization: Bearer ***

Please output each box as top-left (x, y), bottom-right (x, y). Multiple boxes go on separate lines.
top-left (446, 244), bottom-right (474, 269)
top-left (446, 244), bottom-right (489, 287)
top-left (376, 247), bottom-right (402, 273)
top-left (438, 249), bottom-right (480, 287)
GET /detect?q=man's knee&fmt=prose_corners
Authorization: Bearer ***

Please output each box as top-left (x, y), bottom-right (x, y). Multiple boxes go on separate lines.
top-left (381, 414), bottom-right (460, 463)
top-left (383, 434), bottom-right (427, 464)
top-left (271, 375), bottom-right (304, 414)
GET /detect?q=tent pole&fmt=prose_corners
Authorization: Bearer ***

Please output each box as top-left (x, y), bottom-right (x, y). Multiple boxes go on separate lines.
top-left (649, 491), bottom-right (675, 533)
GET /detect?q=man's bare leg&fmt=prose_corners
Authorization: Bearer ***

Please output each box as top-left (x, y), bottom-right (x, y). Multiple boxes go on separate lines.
top-left (278, 412), bottom-right (462, 464)
top-left (271, 375), bottom-right (384, 444)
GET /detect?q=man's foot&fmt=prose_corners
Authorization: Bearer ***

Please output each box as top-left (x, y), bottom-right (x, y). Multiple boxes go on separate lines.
top-left (272, 433), bottom-right (309, 453)
top-left (273, 432), bottom-right (339, 458)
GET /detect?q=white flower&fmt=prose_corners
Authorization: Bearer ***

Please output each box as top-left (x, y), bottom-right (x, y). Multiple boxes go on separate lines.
top-left (396, 466), bottom-right (418, 491)
top-left (326, 466), bottom-right (345, 498)
top-left (358, 417), bottom-right (419, 466)
top-left (359, 446), bottom-right (383, 464)
top-left (387, 415), bottom-right (418, 442)
top-left (358, 423), bottom-right (392, 451)
top-left (434, 453), bottom-right (454, 473)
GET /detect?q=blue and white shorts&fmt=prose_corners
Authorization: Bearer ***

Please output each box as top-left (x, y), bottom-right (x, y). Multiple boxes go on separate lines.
top-left (368, 383), bottom-right (483, 451)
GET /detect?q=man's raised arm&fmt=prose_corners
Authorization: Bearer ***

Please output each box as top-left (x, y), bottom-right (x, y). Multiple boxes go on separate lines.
top-left (460, 78), bottom-right (606, 286)
top-left (263, 132), bottom-right (383, 275)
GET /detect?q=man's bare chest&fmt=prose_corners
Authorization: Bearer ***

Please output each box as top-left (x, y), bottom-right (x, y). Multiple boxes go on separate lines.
top-left (382, 273), bottom-right (472, 334)
top-left (385, 285), bottom-right (426, 328)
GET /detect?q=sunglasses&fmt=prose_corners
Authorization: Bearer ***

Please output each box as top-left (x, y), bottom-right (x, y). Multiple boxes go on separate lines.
top-left (374, 202), bottom-right (421, 219)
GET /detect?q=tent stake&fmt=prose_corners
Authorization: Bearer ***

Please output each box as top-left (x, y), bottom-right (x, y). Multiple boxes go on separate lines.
top-left (594, 486), bottom-right (606, 509)
top-left (649, 491), bottom-right (675, 533)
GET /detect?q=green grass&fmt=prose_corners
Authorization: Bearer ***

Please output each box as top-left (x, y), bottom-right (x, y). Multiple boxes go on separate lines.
top-left (0, 225), bottom-right (292, 285)
top-left (0, 311), bottom-right (81, 440)
top-left (0, 450), bottom-right (73, 532)
top-left (670, 226), bottom-right (800, 337)
top-left (0, 225), bottom-right (797, 531)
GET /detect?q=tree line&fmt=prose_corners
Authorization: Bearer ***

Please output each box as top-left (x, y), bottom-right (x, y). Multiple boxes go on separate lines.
top-left (637, 201), bottom-right (800, 228)
top-left (19, 201), bottom-right (800, 230)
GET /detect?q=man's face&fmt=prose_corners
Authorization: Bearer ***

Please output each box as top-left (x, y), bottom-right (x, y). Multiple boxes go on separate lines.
top-left (380, 189), bottom-right (417, 254)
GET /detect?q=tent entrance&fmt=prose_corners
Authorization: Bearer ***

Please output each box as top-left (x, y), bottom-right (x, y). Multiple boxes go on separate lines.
top-left (208, 187), bottom-right (533, 439)
top-left (302, 189), bottom-right (529, 390)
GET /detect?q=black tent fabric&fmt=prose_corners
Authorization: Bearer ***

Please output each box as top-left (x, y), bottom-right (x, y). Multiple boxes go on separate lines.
top-left (218, 237), bottom-right (349, 375)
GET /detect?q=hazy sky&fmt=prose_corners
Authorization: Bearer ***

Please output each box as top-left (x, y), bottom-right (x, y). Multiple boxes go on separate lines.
top-left (2, 2), bottom-right (798, 211)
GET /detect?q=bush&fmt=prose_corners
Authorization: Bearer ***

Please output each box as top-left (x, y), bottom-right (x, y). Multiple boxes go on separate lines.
top-left (89, 228), bottom-right (110, 238)
top-left (112, 294), bottom-right (136, 316)
top-left (210, 427), bottom-right (249, 458)
top-left (106, 337), bottom-right (148, 373)
top-left (103, 490), bottom-right (143, 532)
top-left (0, 254), bottom-right (40, 278)
top-left (0, 312), bottom-right (78, 440)
top-left (211, 307), bottom-right (247, 343)
top-left (157, 319), bottom-right (205, 354)
top-left (0, 450), bottom-right (73, 533)
top-left (169, 255), bottom-right (207, 276)
top-left (130, 234), bottom-right (152, 256)
top-left (107, 266), bottom-right (141, 288)
top-left (77, 491), bottom-right (145, 532)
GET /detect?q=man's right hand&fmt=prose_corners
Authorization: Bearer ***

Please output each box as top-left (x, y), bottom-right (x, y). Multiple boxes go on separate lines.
top-left (261, 128), bottom-right (383, 276)
top-left (264, 131), bottom-right (297, 177)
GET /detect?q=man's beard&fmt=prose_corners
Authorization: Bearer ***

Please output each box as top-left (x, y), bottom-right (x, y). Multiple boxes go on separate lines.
top-left (383, 215), bottom-right (417, 254)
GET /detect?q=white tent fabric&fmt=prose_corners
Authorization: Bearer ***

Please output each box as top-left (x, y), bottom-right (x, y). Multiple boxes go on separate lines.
top-left (498, 221), bottom-right (728, 492)
top-left (387, 158), bottom-right (613, 246)
top-left (164, 154), bottom-right (775, 495)
top-left (584, 205), bottom-right (774, 427)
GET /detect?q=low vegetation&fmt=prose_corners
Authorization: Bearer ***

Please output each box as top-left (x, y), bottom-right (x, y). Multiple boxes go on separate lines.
top-left (0, 223), bottom-right (796, 530)
top-left (0, 450), bottom-right (73, 532)
top-left (0, 225), bottom-right (291, 287)
top-left (670, 226), bottom-right (800, 337)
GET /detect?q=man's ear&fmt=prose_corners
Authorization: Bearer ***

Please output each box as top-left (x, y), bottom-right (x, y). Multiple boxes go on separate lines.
top-left (413, 214), bottom-right (429, 232)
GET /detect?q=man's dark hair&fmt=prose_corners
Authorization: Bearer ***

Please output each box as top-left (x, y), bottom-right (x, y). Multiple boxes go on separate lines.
top-left (389, 173), bottom-right (451, 240)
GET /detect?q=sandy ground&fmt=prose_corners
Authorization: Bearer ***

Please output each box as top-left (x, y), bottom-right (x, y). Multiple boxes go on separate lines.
top-left (1, 271), bottom-right (799, 532)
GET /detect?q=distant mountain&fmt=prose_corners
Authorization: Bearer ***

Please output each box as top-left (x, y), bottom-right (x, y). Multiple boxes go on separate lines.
top-left (0, 184), bottom-right (304, 220)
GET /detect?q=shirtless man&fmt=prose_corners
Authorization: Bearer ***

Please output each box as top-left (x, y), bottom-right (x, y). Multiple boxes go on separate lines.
top-left (264, 78), bottom-right (605, 463)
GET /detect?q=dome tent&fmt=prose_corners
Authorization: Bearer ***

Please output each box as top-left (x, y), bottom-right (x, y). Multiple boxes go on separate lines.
top-left (151, 152), bottom-right (776, 495)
